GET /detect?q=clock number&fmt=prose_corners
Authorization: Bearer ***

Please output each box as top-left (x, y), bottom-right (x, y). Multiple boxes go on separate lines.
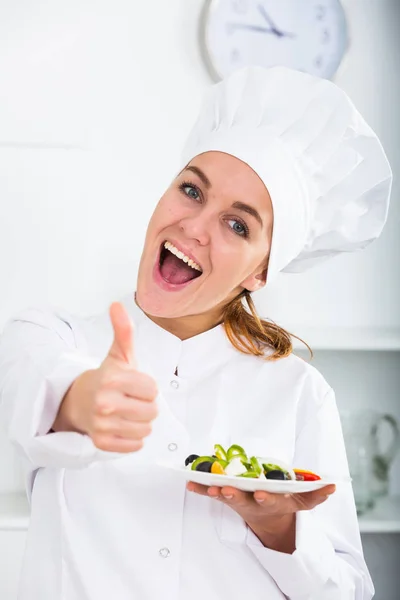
top-left (316, 5), bottom-right (326, 21)
top-left (231, 0), bottom-right (248, 13)
top-left (314, 54), bottom-right (323, 69)
top-left (202, 0), bottom-right (347, 81)
top-left (322, 28), bottom-right (330, 44)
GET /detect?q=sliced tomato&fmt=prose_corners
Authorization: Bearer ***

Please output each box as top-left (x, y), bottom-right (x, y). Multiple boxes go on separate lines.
top-left (293, 469), bottom-right (321, 481)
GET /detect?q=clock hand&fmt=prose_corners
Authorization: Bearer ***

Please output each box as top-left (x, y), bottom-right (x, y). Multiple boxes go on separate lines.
top-left (228, 23), bottom-right (296, 38)
top-left (257, 3), bottom-right (295, 38)
top-left (228, 23), bottom-right (278, 35)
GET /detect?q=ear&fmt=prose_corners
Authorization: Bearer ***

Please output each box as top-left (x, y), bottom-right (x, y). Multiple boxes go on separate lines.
top-left (240, 266), bottom-right (268, 293)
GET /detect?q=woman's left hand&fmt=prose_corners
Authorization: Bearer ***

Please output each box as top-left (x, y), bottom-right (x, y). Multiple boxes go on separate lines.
top-left (187, 481), bottom-right (336, 552)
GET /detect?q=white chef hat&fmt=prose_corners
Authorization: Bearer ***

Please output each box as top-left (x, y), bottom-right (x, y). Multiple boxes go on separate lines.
top-left (180, 66), bottom-right (392, 283)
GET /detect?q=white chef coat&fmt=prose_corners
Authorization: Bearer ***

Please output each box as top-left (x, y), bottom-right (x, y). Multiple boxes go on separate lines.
top-left (0, 293), bottom-right (374, 600)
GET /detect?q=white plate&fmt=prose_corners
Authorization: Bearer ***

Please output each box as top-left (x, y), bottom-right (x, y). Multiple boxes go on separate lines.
top-left (161, 463), bottom-right (351, 494)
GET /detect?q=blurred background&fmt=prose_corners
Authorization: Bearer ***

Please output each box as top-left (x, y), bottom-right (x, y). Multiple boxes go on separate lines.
top-left (0, 1), bottom-right (399, 598)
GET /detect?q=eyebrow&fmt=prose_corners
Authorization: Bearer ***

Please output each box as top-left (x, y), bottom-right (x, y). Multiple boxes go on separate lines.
top-left (231, 201), bottom-right (263, 228)
top-left (184, 165), bottom-right (211, 188)
top-left (183, 165), bottom-right (264, 228)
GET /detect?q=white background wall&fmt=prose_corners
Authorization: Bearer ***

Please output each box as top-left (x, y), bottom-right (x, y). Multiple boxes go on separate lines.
top-left (0, 1), bottom-right (399, 598)
top-left (0, 0), bottom-right (399, 327)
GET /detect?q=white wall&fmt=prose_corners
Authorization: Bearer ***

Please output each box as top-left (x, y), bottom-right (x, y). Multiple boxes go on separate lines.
top-left (259, 0), bottom-right (400, 331)
top-left (0, 2), bottom-right (399, 597)
top-left (0, 0), bottom-right (399, 327)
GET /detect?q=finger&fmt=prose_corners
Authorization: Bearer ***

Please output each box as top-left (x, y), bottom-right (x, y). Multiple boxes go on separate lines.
top-left (253, 490), bottom-right (280, 508)
top-left (186, 482), bottom-right (211, 496)
top-left (219, 486), bottom-right (255, 508)
top-left (103, 370), bottom-right (158, 402)
top-left (207, 486), bottom-right (222, 498)
top-left (95, 390), bottom-right (159, 420)
top-left (108, 302), bottom-right (137, 368)
top-left (116, 398), bottom-right (159, 422)
top-left (295, 485), bottom-right (337, 510)
top-left (91, 433), bottom-right (144, 454)
top-left (92, 415), bottom-right (153, 440)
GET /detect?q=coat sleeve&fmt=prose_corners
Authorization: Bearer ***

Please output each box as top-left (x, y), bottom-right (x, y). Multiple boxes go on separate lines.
top-left (245, 387), bottom-right (374, 600)
top-left (0, 307), bottom-right (122, 483)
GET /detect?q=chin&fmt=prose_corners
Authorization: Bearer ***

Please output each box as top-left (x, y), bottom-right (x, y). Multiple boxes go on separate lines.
top-left (136, 289), bottom-right (166, 317)
top-left (135, 284), bottom-right (184, 319)
top-left (135, 246), bottom-right (203, 318)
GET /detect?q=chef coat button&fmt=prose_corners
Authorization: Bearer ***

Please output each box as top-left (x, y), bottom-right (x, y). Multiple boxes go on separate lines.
top-left (159, 547), bottom-right (171, 558)
top-left (170, 380), bottom-right (179, 389)
top-left (168, 442), bottom-right (178, 452)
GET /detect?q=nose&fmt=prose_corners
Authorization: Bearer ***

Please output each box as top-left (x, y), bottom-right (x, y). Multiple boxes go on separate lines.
top-left (179, 212), bottom-right (211, 246)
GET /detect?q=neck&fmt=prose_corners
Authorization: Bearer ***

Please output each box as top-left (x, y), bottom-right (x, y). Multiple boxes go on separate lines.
top-left (145, 310), bottom-right (224, 341)
top-left (134, 295), bottom-right (224, 340)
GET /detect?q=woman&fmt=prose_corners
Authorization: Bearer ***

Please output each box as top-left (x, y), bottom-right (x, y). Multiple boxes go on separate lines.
top-left (0, 66), bottom-right (392, 599)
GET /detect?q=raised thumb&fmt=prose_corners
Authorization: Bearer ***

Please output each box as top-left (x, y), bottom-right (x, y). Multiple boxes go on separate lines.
top-left (108, 302), bottom-right (137, 368)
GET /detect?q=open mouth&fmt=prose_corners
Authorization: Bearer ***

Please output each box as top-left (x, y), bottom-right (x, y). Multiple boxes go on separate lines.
top-left (158, 240), bottom-right (203, 286)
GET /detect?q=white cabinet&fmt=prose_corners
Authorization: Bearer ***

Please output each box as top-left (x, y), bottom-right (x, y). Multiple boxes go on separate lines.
top-left (0, 493), bottom-right (28, 599)
top-left (0, 530), bottom-right (26, 600)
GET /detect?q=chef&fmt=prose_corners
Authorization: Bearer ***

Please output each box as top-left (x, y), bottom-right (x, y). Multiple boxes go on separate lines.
top-left (0, 66), bottom-right (392, 600)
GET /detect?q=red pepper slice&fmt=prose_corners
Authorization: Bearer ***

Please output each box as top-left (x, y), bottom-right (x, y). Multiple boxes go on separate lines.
top-left (294, 469), bottom-right (321, 481)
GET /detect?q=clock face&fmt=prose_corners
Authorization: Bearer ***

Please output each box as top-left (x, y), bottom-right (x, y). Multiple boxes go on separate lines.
top-left (202, 0), bottom-right (348, 80)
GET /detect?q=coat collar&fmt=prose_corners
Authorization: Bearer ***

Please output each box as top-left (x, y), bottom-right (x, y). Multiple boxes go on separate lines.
top-left (121, 293), bottom-right (238, 380)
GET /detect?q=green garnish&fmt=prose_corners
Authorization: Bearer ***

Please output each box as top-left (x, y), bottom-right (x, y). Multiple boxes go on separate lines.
top-left (250, 456), bottom-right (262, 476)
top-left (214, 444), bottom-right (227, 461)
top-left (262, 463), bottom-right (290, 479)
top-left (191, 456), bottom-right (217, 470)
top-left (239, 471), bottom-right (260, 478)
top-left (227, 444), bottom-right (248, 461)
top-left (262, 463), bottom-right (284, 473)
top-left (229, 453), bottom-right (248, 466)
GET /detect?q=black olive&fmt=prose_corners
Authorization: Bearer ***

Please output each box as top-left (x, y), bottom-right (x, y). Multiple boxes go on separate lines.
top-left (195, 461), bottom-right (214, 473)
top-left (185, 454), bottom-right (199, 467)
top-left (265, 470), bottom-right (286, 480)
top-left (212, 454), bottom-right (217, 458)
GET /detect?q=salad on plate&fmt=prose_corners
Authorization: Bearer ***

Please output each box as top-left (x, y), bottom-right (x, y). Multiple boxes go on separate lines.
top-left (185, 443), bottom-right (321, 482)
top-left (159, 442), bottom-right (349, 493)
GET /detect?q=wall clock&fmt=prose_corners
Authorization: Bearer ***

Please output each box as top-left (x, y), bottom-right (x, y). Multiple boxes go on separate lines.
top-left (200, 0), bottom-right (348, 80)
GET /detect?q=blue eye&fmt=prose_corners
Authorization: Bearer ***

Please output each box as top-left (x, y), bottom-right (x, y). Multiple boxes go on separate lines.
top-left (227, 219), bottom-right (249, 238)
top-left (178, 180), bottom-right (249, 238)
top-left (179, 182), bottom-right (200, 200)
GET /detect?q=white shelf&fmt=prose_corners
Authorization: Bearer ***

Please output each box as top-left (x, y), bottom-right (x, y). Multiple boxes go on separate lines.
top-left (0, 493), bottom-right (29, 531)
top-left (358, 495), bottom-right (400, 533)
top-left (291, 328), bottom-right (400, 351)
top-left (1, 492), bottom-right (399, 534)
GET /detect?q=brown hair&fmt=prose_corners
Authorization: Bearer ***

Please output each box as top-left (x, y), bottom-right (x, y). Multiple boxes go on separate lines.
top-left (222, 289), bottom-right (312, 361)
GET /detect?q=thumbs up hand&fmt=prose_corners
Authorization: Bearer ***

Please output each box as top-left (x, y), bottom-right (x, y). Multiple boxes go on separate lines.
top-left (53, 302), bottom-right (159, 453)
top-left (106, 301), bottom-right (138, 368)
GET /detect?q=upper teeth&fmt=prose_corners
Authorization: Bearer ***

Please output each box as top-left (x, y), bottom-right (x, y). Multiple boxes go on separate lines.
top-left (164, 241), bottom-right (202, 272)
